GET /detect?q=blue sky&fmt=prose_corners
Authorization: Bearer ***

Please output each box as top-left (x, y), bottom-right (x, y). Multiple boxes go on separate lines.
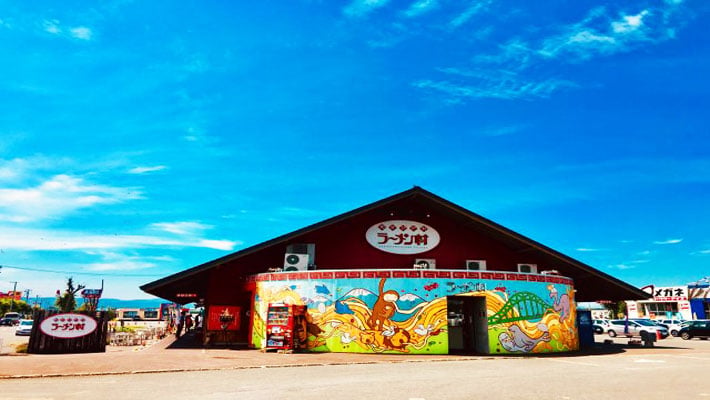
top-left (0, 0), bottom-right (708, 300)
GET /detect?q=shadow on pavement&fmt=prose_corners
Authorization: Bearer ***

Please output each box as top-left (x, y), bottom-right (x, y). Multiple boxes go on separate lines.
top-left (166, 331), bottom-right (249, 350)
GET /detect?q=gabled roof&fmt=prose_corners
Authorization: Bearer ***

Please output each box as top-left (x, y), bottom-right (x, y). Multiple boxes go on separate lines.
top-left (141, 186), bottom-right (650, 302)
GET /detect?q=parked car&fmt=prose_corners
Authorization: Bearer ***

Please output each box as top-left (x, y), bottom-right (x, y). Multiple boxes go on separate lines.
top-left (593, 319), bottom-right (611, 334)
top-left (0, 312), bottom-right (22, 326)
top-left (606, 319), bottom-right (669, 339)
top-left (678, 320), bottom-right (710, 340)
top-left (655, 319), bottom-right (687, 337)
top-left (15, 319), bottom-right (33, 336)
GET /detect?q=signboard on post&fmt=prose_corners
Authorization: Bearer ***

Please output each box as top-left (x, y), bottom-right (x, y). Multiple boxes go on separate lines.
top-left (39, 313), bottom-right (98, 339)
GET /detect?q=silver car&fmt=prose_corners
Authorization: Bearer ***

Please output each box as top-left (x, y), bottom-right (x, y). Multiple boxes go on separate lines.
top-left (607, 319), bottom-right (669, 339)
top-left (15, 319), bottom-right (33, 336)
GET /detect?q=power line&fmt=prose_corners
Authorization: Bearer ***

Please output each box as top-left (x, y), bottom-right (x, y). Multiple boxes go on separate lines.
top-left (0, 264), bottom-right (166, 277)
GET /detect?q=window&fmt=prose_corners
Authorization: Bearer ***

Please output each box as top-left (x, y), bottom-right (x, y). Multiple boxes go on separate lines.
top-left (143, 310), bottom-right (158, 319)
top-left (122, 311), bottom-right (138, 319)
top-left (644, 302), bottom-right (678, 314)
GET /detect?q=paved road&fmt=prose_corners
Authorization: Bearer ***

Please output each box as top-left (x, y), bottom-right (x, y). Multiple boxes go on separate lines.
top-left (2, 337), bottom-right (709, 400)
top-left (0, 325), bottom-right (28, 354)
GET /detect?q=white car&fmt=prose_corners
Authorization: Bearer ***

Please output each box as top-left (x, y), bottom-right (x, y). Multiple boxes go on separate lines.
top-left (655, 319), bottom-right (686, 337)
top-left (607, 319), bottom-right (669, 339)
top-left (15, 319), bottom-right (33, 336)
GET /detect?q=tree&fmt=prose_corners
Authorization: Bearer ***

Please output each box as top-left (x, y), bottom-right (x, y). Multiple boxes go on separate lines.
top-left (55, 277), bottom-right (85, 312)
top-left (0, 298), bottom-right (32, 316)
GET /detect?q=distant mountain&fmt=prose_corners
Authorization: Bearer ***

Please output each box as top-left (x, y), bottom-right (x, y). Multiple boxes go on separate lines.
top-left (32, 297), bottom-right (168, 310)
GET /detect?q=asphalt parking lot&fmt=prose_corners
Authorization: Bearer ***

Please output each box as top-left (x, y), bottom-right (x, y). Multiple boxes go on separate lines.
top-left (0, 332), bottom-right (709, 399)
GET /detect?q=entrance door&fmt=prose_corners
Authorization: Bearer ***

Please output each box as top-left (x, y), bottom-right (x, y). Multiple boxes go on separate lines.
top-left (447, 296), bottom-right (489, 354)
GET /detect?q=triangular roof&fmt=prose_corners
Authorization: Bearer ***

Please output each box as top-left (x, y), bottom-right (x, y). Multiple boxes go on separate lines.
top-left (141, 186), bottom-right (649, 302)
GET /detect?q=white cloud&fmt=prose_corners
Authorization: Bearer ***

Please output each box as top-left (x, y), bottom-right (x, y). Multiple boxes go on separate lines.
top-left (653, 238), bottom-right (683, 245)
top-left (609, 263), bottom-right (636, 270)
top-left (344, 0), bottom-right (390, 17)
top-left (404, 0), bottom-right (438, 18)
top-left (128, 165), bottom-right (167, 174)
top-left (449, 1), bottom-right (491, 29)
top-left (0, 174), bottom-right (141, 222)
top-left (0, 226), bottom-right (240, 251)
top-left (70, 26), bottom-right (92, 40)
top-left (413, 76), bottom-right (576, 101)
top-left (612, 11), bottom-right (648, 33)
top-left (150, 221), bottom-right (212, 235)
top-left (576, 248), bottom-right (604, 252)
top-left (43, 20), bottom-right (61, 35)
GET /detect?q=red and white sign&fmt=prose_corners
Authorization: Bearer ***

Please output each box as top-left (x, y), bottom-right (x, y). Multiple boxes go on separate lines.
top-left (365, 220), bottom-right (440, 255)
top-left (653, 286), bottom-right (688, 301)
top-left (40, 313), bottom-right (98, 339)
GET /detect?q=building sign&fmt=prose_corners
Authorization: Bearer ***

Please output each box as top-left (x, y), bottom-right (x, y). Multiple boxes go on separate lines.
top-left (365, 220), bottom-right (440, 254)
top-left (653, 286), bottom-right (688, 301)
top-left (0, 291), bottom-right (22, 301)
top-left (207, 305), bottom-right (241, 331)
top-left (39, 313), bottom-right (98, 339)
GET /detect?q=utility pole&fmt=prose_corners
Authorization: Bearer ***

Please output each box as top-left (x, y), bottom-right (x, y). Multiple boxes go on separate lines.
top-left (24, 289), bottom-right (31, 303)
top-left (9, 281), bottom-right (17, 312)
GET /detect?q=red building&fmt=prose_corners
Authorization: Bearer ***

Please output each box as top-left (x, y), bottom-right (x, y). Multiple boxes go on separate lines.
top-left (142, 187), bottom-right (648, 354)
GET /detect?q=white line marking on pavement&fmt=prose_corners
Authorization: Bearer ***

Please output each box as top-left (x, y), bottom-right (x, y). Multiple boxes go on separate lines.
top-left (544, 359), bottom-right (600, 367)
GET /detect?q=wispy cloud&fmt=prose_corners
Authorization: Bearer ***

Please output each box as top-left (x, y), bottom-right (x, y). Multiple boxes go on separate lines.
top-left (0, 226), bottom-right (240, 251)
top-left (416, 2), bottom-right (688, 102)
top-left (344, 0), bottom-right (390, 17)
top-left (537, 8), bottom-right (668, 61)
top-left (608, 263), bottom-right (636, 270)
top-left (449, 1), bottom-right (491, 29)
top-left (69, 26), bottom-right (93, 40)
top-left (413, 76), bottom-right (576, 101)
top-left (0, 174), bottom-right (141, 222)
top-left (150, 221), bottom-right (212, 235)
top-left (128, 165), bottom-right (167, 174)
top-left (404, 0), bottom-right (438, 18)
top-left (41, 20), bottom-right (93, 41)
top-left (82, 251), bottom-right (172, 271)
top-left (653, 238), bottom-right (683, 245)
top-left (43, 19), bottom-right (61, 34)
top-left (576, 247), bottom-right (605, 252)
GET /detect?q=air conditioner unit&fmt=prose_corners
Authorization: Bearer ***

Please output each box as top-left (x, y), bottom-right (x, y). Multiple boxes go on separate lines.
top-left (466, 260), bottom-right (486, 271)
top-left (284, 253), bottom-right (310, 271)
top-left (414, 258), bottom-right (436, 269)
top-left (517, 263), bottom-right (538, 274)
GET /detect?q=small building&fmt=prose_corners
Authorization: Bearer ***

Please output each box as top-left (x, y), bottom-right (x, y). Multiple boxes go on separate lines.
top-left (141, 187), bottom-right (648, 354)
top-left (627, 281), bottom-right (710, 320)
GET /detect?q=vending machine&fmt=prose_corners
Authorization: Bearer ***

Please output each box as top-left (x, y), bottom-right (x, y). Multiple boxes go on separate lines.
top-left (265, 303), bottom-right (307, 351)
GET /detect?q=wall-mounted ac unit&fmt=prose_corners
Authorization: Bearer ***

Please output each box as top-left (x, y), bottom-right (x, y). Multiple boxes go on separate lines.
top-left (286, 243), bottom-right (315, 269)
top-left (414, 258), bottom-right (436, 269)
top-left (517, 263), bottom-right (538, 274)
top-left (466, 260), bottom-right (486, 271)
top-left (284, 253), bottom-right (310, 271)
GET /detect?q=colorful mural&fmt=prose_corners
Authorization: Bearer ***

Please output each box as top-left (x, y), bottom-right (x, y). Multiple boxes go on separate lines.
top-left (252, 275), bottom-right (578, 354)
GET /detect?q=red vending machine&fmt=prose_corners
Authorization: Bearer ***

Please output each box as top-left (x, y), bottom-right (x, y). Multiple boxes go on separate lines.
top-left (265, 303), bottom-right (307, 351)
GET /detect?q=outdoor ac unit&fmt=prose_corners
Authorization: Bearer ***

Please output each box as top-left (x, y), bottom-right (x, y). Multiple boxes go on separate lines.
top-left (284, 253), bottom-right (310, 271)
top-left (414, 258), bottom-right (436, 269)
top-left (466, 260), bottom-right (486, 271)
top-left (517, 263), bottom-right (538, 274)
